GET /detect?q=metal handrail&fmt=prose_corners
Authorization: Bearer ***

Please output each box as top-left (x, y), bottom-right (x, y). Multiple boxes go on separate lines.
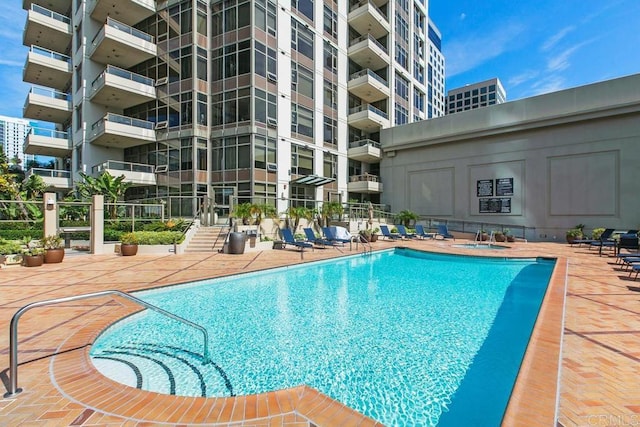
top-left (4, 290), bottom-right (210, 398)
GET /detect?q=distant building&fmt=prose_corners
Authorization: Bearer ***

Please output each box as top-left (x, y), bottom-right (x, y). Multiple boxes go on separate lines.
top-left (427, 21), bottom-right (446, 119)
top-left (446, 78), bottom-right (506, 114)
top-left (0, 115), bottom-right (35, 167)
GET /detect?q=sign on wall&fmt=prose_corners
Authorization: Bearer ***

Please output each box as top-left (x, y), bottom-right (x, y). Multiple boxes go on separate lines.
top-left (476, 179), bottom-right (494, 197)
top-left (495, 178), bottom-right (514, 196)
top-left (477, 177), bottom-right (514, 213)
top-left (479, 197), bottom-right (512, 213)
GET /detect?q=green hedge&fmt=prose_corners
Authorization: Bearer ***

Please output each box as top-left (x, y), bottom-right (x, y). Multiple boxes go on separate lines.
top-left (0, 229), bottom-right (43, 240)
top-left (126, 231), bottom-right (184, 245)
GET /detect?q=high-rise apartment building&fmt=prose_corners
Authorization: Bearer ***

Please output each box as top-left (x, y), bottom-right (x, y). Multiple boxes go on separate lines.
top-left (446, 77), bottom-right (506, 114)
top-left (0, 115), bottom-right (36, 167)
top-left (21, 0), bottom-right (444, 217)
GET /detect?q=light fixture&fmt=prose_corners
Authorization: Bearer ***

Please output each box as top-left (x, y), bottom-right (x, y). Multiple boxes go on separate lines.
top-left (46, 198), bottom-right (55, 210)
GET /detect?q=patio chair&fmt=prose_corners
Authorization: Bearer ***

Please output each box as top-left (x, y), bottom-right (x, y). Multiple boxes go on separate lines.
top-left (435, 224), bottom-right (455, 240)
top-left (303, 227), bottom-right (336, 247)
top-left (322, 227), bottom-right (352, 246)
top-left (379, 225), bottom-right (400, 240)
top-left (280, 228), bottom-right (313, 252)
top-left (396, 224), bottom-right (417, 239)
top-left (415, 224), bottom-right (435, 239)
top-left (589, 228), bottom-right (617, 255)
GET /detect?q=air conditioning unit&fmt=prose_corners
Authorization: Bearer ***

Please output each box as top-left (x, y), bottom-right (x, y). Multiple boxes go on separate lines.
top-left (267, 163), bottom-right (277, 172)
top-left (267, 118), bottom-right (277, 128)
top-left (155, 121), bottom-right (168, 130)
top-left (267, 72), bottom-right (277, 83)
top-left (155, 77), bottom-right (168, 86)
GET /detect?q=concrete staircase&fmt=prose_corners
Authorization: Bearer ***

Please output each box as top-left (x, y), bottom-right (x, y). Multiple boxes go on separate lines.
top-left (184, 226), bottom-right (228, 253)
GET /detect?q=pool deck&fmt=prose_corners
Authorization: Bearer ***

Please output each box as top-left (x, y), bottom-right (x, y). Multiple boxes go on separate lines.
top-left (0, 238), bottom-right (638, 426)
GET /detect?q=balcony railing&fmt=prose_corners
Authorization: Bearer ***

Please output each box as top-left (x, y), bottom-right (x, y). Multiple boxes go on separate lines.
top-left (349, 69), bottom-right (388, 86)
top-left (30, 4), bottom-right (71, 24)
top-left (28, 168), bottom-right (71, 179)
top-left (350, 173), bottom-right (380, 183)
top-left (27, 127), bottom-right (69, 140)
top-left (91, 113), bottom-right (155, 132)
top-left (29, 45), bottom-right (71, 63)
top-left (92, 17), bottom-right (155, 44)
top-left (92, 65), bottom-right (155, 88)
top-left (29, 86), bottom-right (70, 101)
top-left (349, 139), bottom-right (381, 149)
top-left (349, 33), bottom-right (388, 55)
top-left (91, 160), bottom-right (155, 175)
top-left (349, 0), bottom-right (386, 18)
top-left (349, 104), bottom-right (388, 119)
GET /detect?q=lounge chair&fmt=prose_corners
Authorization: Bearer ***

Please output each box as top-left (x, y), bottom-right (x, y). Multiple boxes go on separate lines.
top-left (396, 224), bottom-right (417, 239)
top-left (322, 227), bottom-right (352, 246)
top-left (379, 225), bottom-right (400, 240)
top-left (575, 228), bottom-right (614, 248)
top-left (589, 228), bottom-right (617, 255)
top-left (415, 224), bottom-right (435, 239)
top-left (435, 224), bottom-right (455, 240)
top-left (303, 227), bottom-right (335, 247)
top-left (280, 228), bottom-right (313, 252)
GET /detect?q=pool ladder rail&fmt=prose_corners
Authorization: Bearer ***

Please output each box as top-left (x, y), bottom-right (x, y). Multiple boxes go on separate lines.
top-left (475, 230), bottom-right (495, 246)
top-left (4, 290), bottom-right (211, 398)
top-left (356, 234), bottom-right (373, 255)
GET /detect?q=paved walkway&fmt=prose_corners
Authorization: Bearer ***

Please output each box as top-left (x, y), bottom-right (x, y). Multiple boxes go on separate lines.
top-left (0, 238), bottom-right (638, 426)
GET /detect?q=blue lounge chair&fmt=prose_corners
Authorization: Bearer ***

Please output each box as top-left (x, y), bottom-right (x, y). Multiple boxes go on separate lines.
top-left (281, 228), bottom-right (313, 252)
top-left (415, 224), bottom-right (435, 239)
top-left (379, 225), bottom-right (400, 240)
top-left (322, 227), bottom-right (351, 246)
top-left (589, 228), bottom-right (617, 255)
top-left (435, 224), bottom-right (455, 240)
top-left (396, 224), bottom-right (417, 239)
top-left (303, 227), bottom-right (335, 247)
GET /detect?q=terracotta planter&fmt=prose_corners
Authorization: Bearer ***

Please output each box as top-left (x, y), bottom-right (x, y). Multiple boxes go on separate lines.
top-left (23, 254), bottom-right (44, 267)
top-left (120, 243), bottom-right (138, 256)
top-left (506, 235), bottom-right (516, 242)
top-left (370, 234), bottom-right (378, 242)
top-left (494, 234), bottom-right (506, 242)
top-left (44, 248), bottom-right (65, 263)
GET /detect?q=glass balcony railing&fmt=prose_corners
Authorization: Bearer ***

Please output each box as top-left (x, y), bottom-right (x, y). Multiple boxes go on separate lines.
top-left (91, 160), bottom-right (154, 174)
top-left (349, 0), bottom-right (387, 18)
top-left (29, 45), bottom-right (71, 63)
top-left (92, 17), bottom-right (155, 44)
top-left (349, 34), bottom-right (388, 55)
top-left (349, 69), bottom-right (388, 87)
top-left (349, 139), bottom-right (381, 149)
top-left (29, 86), bottom-right (70, 101)
top-left (92, 65), bottom-right (154, 88)
top-left (28, 168), bottom-right (71, 179)
top-left (349, 104), bottom-right (389, 119)
top-left (91, 113), bottom-right (155, 131)
top-left (28, 127), bottom-right (69, 139)
top-left (30, 4), bottom-right (71, 24)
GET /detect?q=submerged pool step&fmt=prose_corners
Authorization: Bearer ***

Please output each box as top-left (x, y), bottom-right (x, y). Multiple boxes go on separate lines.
top-left (92, 343), bottom-right (233, 397)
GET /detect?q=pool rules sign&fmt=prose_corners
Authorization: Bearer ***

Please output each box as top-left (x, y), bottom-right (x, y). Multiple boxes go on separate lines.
top-left (478, 178), bottom-right (513, 213)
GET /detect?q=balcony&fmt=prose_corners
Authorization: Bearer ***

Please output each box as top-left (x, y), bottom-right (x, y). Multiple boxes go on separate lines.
top-left (348, 104), bottom-right (389, 131)
top-left (348, 69), bottom-right (389, 103)
top-left (25, 168), bottom-right (72, 190)
top-left (23, 87), bottom-right (72, 124)
top-left (89, 18), bottom-right (156, 69)
top-left (23, 127), bottom-right (72, 157)
top-left (23, 4), bottom-right (72, 53)
top-left (23, 45), bottom-right (72, 91)
top-left (89, 113), bottom-right (156, 149)
top-left (23, 0), bottom-right (72, 16)
top-left (91, 160), bottom-right (156, 186)
top-left (348, 174), bottom-right (383, 194)
top-left (348, 139), bottom-right (382, 163)
top-left (90, 65), bottom-right (155, 109)
top-left (89, 0), bottom-right (155, 27)
top-left (348, 0), bottom-right (389, 39)
top-left (348, 34), bottom-right (389, 70)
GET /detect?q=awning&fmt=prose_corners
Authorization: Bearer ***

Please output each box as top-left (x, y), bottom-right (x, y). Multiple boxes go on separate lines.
top-left (292, 175), bottom-right (336, 186)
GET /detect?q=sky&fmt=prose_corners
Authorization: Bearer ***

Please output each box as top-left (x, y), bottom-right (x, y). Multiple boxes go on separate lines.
top-left (1, 1), bottom-right (640, 119)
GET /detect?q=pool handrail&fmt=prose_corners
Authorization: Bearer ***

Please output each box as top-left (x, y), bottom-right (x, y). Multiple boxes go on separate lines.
top-left (4, 290), bottom-right (210, 398)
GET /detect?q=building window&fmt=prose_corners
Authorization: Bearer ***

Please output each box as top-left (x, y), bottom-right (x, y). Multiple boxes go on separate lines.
top-left (254, 88), bottom-right (276, 124)
top-left (395, 44), bottom-right (408, 70)
top-left (291, 144), bottom-right (314, 175)
top-left (291, 19), bottom-right (314, 59)
top-left (323, 116), bottom-right (337, 145)
top-left (291, 104), bottom-right (314, 138)
top-left (292, 62), bottom-right (314, 98)
top-left (323, 41), bottom-right (337, 73)
top-left (254, 0), bottom-right (277, 36)
top-left (414, 88), bottom-right (424, 112)
top-left (254, 134), bottom-right (277, 169)
top-left (413, 61), bottom-right (424, 84)
top-left (293, 0), bottom-right (313, 21)
top-left (395, 73), bottom-right (409, 100)
top-left (254, 41), bottom-right (276, 78)
top-left (323, 152), bottom-right (337, 178)
top-left (395, 14), bottom-right (408, 43)
top-left (396, 0), bottom-right (408, 13)
top-left (395, 103), bottom-right (408, 125)
top-left (323, 6), bottom-right (337, 39)
top-left (323, 79), bottom-right (337, 108)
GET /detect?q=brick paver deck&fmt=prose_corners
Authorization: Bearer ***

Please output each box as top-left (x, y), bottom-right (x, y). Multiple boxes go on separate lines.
top-left (0, 238), bottom-right (638, 426)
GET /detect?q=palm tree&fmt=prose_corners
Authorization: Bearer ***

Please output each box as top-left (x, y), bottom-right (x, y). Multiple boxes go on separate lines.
top-left (250, 203), bottom-right (277, 227)
top-left (231, 202), bottom-right (253, 225)
top-left (320, 201), bottom-right (344, 227)
top-left (76, 171), bottom-right (132, 218)
top-left (396, 209), bottom-right (419, 227)
top-left (286, 206), bottom-right (314, 231)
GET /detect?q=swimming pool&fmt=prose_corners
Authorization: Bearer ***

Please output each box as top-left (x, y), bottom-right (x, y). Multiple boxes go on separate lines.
top-left (91, 248), bottom-right (554, 426)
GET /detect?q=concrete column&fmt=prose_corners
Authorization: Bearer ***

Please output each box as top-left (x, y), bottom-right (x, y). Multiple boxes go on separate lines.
top-left (90, 195), bottom-right (104, 254)
top-left (42, 192), bottom-right (57, 238)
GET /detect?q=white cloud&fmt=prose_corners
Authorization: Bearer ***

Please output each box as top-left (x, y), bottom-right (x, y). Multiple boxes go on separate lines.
top-left (540, 26), bottom-right (575, 51)
top-left (529, 75), bottom-right (566, 96)
top-left (508, 70), bottom-right (539, 87)
top-left (459, 13), bottom-right (466, 20)
top-left (0, 59), bottom-right (25, 67)
top-left (444, 22), bottom-right (526, 77)
top-left (546, 40), bottom-right (593, 72)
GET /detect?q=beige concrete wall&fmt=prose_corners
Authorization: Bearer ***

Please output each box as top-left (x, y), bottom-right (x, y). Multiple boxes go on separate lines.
top-left (380, 74), bottom-right (640, 241)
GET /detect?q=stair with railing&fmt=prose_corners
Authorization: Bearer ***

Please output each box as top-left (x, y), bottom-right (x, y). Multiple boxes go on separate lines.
top-left (184, 226), bottom-right (228, 253)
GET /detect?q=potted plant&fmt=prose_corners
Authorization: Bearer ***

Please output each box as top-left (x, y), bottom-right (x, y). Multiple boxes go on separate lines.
top-left (21, 237), bottom-right (44, 267)
top-left (42, 234), bottom-right (65, 263)
top-left (120, 232), bottom-right (139, 256)
top-left (479, 230), bottom-right (489, 241)
top-left (0, 238), bottom-right (23, 266)
top-left (359, 227), bottom-right (379, 243)
top-left (566, 228), bottom-right (583, 244)
top-left (504, 229), bottom-right (515, 242)
top-left (395, 210), bottom-right (419, 227)
top-left (494, 230), bottom-right (506, 242)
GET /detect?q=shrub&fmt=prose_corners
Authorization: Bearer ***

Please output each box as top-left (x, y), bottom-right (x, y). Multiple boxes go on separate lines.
top-left (0, 239), bottom-right (22, 255)
top-left (591, 228), bottom-right (606, 240)
top-left (121, 231), bottom-right (184, 245)
top-left (41, 234), bottom-right (63, 249)
top-left (119, 232), bottom-right (139, 245)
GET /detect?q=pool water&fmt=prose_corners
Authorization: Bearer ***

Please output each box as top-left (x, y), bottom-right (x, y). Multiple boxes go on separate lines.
top-left (91, 249), bottom-right (554, 426)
